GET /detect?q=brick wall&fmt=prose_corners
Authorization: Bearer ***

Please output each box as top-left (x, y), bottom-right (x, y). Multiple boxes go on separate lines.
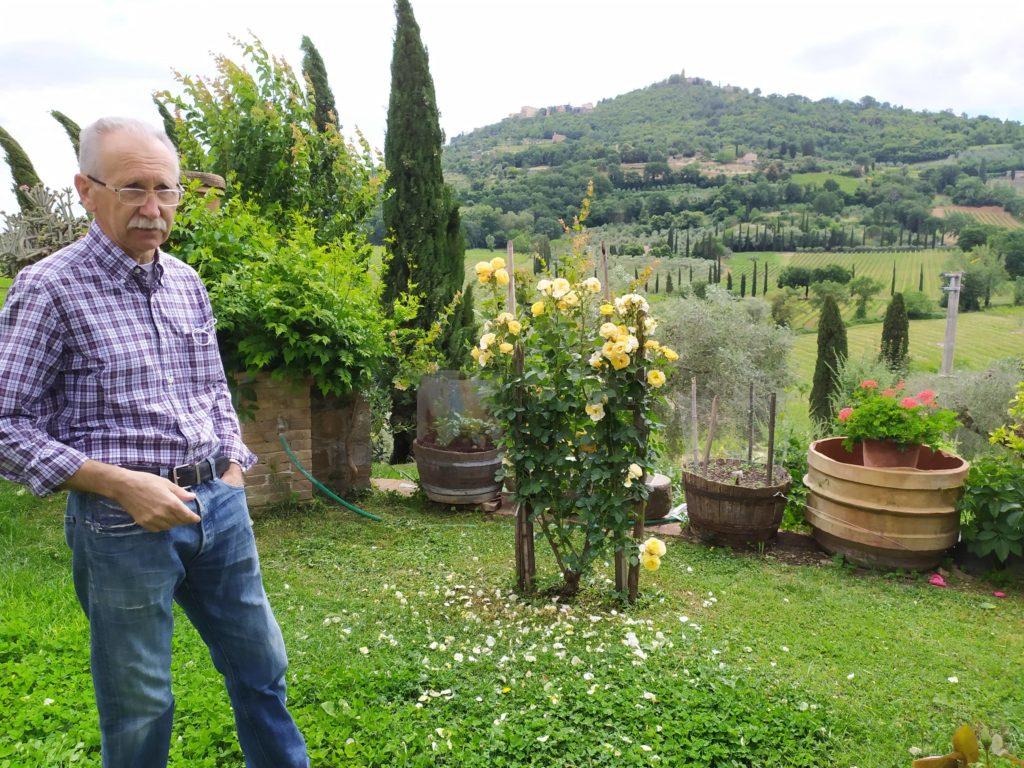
top-left (311, 391), bottom-right (372, 495)
top-left (237, 374), bottom-right (313, 509)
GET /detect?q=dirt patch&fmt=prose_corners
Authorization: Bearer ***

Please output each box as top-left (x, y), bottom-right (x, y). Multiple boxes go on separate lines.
top-left (686, 458), bottom-right (790, 488)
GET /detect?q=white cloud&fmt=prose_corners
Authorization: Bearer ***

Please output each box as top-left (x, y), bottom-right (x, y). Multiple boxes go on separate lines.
top-left (1, 0), bottom-right (1021, 214)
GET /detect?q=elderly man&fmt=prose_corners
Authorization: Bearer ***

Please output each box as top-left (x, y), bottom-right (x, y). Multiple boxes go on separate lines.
top-left (0, 118), bottom-right (308, 767)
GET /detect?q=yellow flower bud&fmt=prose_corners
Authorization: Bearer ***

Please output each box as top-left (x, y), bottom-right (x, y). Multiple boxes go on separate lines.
top-left (599, 303), bottom-right (614, 316)
top-left (662, 347), bottom-right (679, 361)
top-left (531, 301), bottom-right (546, 317)
top-left (499, 342), bottom-right (514, 354)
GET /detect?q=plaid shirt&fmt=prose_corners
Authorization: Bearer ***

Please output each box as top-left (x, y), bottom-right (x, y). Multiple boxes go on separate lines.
top-left (0, 222), bottom-right (255, 496)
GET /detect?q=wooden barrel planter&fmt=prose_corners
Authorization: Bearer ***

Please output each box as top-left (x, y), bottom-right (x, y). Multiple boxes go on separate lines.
top-left (804, 437), bottom-right (969, 570)
top-left (683, 459), bottom-right (791, 547)
top-left (413, 439), bottom-right (502, 505)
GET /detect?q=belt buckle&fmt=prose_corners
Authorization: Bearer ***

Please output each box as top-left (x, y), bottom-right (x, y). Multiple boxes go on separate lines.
top-left (172, 462), bottom-right (201, 487)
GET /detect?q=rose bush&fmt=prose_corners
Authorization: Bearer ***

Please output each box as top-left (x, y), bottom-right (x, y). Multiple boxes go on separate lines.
top-left (473, 191), bottom-right (676, 597)
top-left (836, 380), bottom-right (960, 452)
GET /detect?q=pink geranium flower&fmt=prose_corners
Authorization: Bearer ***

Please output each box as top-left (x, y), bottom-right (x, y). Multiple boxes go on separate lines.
top-left (838, 407), bottom-right (854, 422)
top-left (900, 397), bottom-right (920, 409)
top-left (882, 388), bottom-right (896, 398)
top-left (860, 380), bottom-right (878, 389)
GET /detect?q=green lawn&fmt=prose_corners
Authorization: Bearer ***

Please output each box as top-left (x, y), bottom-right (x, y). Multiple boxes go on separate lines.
top-left (0, 276), bottom-right (10, 305)
top-left (790, 306), bottom-right (1024, 384)
top-left (789, 172), bottom-right (865, 195)
top-left (2, 480), bottom-right (1022, 766)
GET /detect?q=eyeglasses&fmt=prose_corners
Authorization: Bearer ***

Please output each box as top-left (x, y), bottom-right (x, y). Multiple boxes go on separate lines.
top-left (86, 175), bottom-right (184, 207)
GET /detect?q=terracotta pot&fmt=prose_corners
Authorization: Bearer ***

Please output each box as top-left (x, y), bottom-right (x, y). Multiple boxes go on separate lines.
top-left (860, 438), bottom-right (921, 468)
top-left (683, 459), bottom-right (791, 547)
top-left (804, 437), bottom-right (969, 570)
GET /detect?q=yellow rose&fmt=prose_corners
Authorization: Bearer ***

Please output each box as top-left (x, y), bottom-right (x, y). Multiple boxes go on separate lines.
top-left (471, 347), bottom-right (481, 361)
top-left (507, 320), bottom-right (522, 335)
top-left (536, 279), bottom-right (553, 294)
top-left (551, 277), bottom-right (571, 298)
top-left (494, 268), bottom-right (510, 286)
top-left (582, 277), bottom-right (601, 293)
top-left (496, 311), bottom-right (514, 325)
top-left (610, 353), bottom-right (631, 370)
top-left (599, 303), bottom-right (614, 316)
top-left (661, 347), bottom-right (679, 361)
top-left (640, 551), bottom-right (661, 571)
top-left (628, 463), bottom-right (643, 480)
top-left (589, 351), bottom-right (604, 369)
top-left (479, 332), bottom-right (496, 350)
top-left (531, 301), bottom-right (546, 317)
top-left (490, 256), bottom-right (506, 271)
top-left (561, 291), bottom-right (579, 307)
top-left (474, 261), bottom-right (493, 275)
top-left (643, 537), bottom-right (667, 557)
top-left (599, 322), bottom-right (619, 340)
top-left (585, 403), bottom-right (605, 422)
top-left (499, 342), bottom-right (514, 354)
top-left (644, 339), bottom-right (660, 351)
top-left (647, 369), bottom-right (666, 388)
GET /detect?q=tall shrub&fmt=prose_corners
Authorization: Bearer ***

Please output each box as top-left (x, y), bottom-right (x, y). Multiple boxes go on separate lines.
top-left (879, 292), bottom-right (910, 373)
top-left (49, 111), bottom-right (81, 156)
top-left (300, 35), bottom-right (338, 132)
top-left (160, 35), bottom-right (383, 245)
top-left (384, 0), bottom-right (474, 460)
top-left (809, 295), bottom-right (848, 426)
top-left (0, 126), bottom-right (42, 212)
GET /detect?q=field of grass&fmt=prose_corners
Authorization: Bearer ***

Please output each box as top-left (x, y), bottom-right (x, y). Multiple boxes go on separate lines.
top-left (790, 305), bottom-right (1024, 383)
top-left (789, 172), bottom-right (864, 195)
top-left (2, 480), bottom-right (1022, 766)
top-left (0, 276), bottom-right (10, 304)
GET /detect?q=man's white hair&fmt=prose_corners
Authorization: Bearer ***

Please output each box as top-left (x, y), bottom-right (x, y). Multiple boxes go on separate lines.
top-left (78, 117), bottom-right (179, 178)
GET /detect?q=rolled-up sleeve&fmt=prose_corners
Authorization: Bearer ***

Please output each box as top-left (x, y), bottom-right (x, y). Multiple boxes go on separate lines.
top-left (0, 276), bottom-right (88, 495)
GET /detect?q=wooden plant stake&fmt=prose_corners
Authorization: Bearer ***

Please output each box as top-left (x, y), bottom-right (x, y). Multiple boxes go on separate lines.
top-left (506, 242), bottom-right (535, 592)
top-left (625, 311), bottom-right (648, 603)
top-left (702, 395), bottom-right (719, 472)
top-left (600, 241), bottom-right (611, 301)
top-left (747, 382), bottom-right (754, 462)
top-left (765, 392), bottom-right (777, 486)
top-left (690, 377), bottom-right (699, 467)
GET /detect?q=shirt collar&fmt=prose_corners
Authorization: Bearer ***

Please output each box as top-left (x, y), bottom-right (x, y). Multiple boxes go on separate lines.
top-left (86, 221), bottom-right (165, 288)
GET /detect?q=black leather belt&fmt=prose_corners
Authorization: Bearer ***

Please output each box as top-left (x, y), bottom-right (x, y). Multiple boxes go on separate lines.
top-left (126, 456), bottom-right (231, 487)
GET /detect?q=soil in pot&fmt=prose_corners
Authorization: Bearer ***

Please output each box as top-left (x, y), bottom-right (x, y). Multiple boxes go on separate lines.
top-left (683, 458), bottom-right (792, 548)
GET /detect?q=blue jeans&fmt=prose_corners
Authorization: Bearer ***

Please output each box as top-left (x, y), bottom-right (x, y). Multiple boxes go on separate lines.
top-left (65, 477), bottom-right (308, 768)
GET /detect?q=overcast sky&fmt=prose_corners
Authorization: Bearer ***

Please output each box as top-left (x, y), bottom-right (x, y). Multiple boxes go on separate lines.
top-left (1, 0), bottom-right (1022, 214)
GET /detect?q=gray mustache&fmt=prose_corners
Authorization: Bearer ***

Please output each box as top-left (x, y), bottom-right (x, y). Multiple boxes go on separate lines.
top-left (128, 216), bottom-right (167, 232)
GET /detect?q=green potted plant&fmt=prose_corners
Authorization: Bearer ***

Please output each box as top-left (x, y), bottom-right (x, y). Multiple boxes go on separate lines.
top-left (836, 380), bottom-right (960, 468)
top-left (413, 371), bottom-right (503, 505)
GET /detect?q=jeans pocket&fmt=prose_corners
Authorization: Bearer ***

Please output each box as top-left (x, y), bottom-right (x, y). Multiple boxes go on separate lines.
top-left (86, 496), bottom-right (144, 536)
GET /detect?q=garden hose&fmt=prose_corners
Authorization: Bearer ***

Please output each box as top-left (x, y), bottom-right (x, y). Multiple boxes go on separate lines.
top-left (277, 433), bottom-right (383, 522)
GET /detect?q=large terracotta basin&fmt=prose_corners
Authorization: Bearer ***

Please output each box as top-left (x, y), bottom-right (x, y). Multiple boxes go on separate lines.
top-left (804, 437), bottom-right (969, 570)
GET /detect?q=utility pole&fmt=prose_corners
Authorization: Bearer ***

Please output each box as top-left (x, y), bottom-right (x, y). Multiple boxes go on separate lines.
top-left (940, 272), bottom-right (963, 376)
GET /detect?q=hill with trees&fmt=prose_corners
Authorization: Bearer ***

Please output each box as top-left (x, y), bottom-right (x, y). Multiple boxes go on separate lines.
top-left (441, 73), bottom-right (1024, 255)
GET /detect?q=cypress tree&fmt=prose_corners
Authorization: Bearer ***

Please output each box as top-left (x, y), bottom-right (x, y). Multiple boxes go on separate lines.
top-left (383, 0), bottom-right (473, 461)
top-left (152, 96), bottom-right (179, 149)
top-left (666, 273), bottom-right (674, 293)
top-left (301, 35), bottom-right (339, 132)
top-left (726, 271), bottom-right (733, 291)
top-left (890, 261), bottom-right (896, 295)
top-left (50, 110), bottom-right (81, 156)
top-left (809, 296), bottom-right (848, 427)
top-left (751, 262), bottom-right (758, 297)
top-left (919, 265), bottom-right (924, 292)
top-left (763, 264), bottom-right (768, 294)
top-left (0, 125), bottom-right (43, 211)
top-left (688, 264), bottom-right (693, 283)
top-left (740, 273), bottom-right (746, 297)
top-left (879, 293), bottom-right (910, 373)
